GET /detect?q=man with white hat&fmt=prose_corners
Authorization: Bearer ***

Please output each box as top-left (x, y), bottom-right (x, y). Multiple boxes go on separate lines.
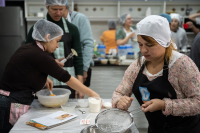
top-left (170, 13), bottom-right (188, 52)
top-left (25, 0), bottom-right (84, 99)
top-left (112, 15), bottom-right (200, 133)
top-left (63, 1), bottom-right (94, 92)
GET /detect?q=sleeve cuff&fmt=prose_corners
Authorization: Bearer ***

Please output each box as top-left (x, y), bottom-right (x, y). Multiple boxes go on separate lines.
top-left (83, 66), bottom-right (89, 72)
top-left (162, 98), bottom-right (173, 116)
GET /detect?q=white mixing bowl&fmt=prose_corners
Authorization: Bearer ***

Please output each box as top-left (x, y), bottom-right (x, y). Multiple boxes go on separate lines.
top-left (36, 88), bottom-right (71, 108)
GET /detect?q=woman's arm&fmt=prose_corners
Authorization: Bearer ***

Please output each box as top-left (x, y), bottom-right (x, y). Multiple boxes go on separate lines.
top-left (188, 13), bottom-right (200, 22)
top-left (116, 32), bottom-right (136, 46)
top-left (112, 60), bottom-right (140, 108)
top-left (163, 56), bottom-right (200, 116)
top-left (66, 76), bottom-right (99, 97)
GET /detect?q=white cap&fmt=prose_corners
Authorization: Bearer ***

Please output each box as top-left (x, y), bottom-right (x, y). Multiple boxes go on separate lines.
top-left (32, 19), bottom-right (63, 42)
top-left (136, 15), bottom-right (171, 48)
top-left (170, 13), bottom-right (181, 23)
top-left (45, 0), bottom-right (67, 6)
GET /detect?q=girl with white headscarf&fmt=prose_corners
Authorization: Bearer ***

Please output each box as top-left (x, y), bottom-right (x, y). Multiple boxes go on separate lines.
top-left (112, 15), bottom-right (200, 133)
top-left (170, 13), bottom-right (188, 52)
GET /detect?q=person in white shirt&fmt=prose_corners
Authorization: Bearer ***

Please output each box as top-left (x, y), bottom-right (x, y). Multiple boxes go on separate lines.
top-left (170, 13), bottom-right (188, 52)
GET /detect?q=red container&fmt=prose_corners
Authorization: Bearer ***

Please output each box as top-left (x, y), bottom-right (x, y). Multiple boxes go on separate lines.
top-left (183, 23), bottom-right (189, 29)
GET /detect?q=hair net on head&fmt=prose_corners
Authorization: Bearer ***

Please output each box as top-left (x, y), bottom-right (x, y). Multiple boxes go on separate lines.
top-left (136, 15), bottom-right (172, 48)
top-left (160, 13), bottom-right (171, 23)
top-left (32, 19), bottom-right (63, 42)
top-left (119, 13), bottom-right (129, 25)
top-left (45, 0), bottom-right (67, 6)
top-left (170, 13), bottom-right (181, 23)
top-left (108, 20), bottom-right (117, 29)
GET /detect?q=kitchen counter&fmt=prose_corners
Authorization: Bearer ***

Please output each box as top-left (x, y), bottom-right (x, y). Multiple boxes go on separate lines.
top-left (10, 99), bottom-right (139, 133)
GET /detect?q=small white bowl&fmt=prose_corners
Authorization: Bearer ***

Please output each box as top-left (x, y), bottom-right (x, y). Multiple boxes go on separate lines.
top-left (61, 102), bottom-right (77, 112)
top-left (78, 99), bottom-right (89, 108)
top-left (100, 59), bottom-right (108, 64)
top-left (109, 59), bottom-right (117, 64)
top-left (103, 102), bottom-right (112, 109)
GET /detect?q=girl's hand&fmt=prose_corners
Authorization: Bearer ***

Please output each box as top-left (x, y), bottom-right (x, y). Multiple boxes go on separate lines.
top-left (46, 77), bottom-right (53, 91)
top-left (141, 99), bottom-right (165, 113)
top-left (117, 96), bottom-right (133, 111)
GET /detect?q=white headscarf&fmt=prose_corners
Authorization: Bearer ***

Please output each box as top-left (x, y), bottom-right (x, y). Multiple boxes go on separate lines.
top-left (136, 15), bottom-right (172, 48)
top-left (170, 13), bottom-right (181, 23)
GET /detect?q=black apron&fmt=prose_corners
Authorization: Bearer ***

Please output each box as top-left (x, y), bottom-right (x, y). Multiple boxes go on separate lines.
top-left (50, 25), bottom-right (76, 98)
top-left (132, 61), bottom-right (200, 133)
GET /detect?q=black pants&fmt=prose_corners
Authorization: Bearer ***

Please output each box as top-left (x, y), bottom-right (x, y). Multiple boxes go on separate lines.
top-left (0, 95), bottom-right (13, 133)
top-left (84, 67), bottom-right (92, 87)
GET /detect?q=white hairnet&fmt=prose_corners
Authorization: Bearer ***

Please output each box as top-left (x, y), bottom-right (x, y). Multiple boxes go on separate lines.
top-left (136, 15), bottom-right (172, 48)
top-left (119, 14), bottom-right (130, 25)
top-left (108, 20), bottom-right (117, 29)
top-left (170, 13), bottom-right (181, 23)
top-left (45, 0), bottom-right (67, 6)
top-left (32, 19), bottom-right (63, 42)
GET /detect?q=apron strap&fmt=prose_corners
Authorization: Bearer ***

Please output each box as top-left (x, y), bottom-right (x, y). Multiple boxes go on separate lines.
top-left (163, 61), bottom-right (177, 99)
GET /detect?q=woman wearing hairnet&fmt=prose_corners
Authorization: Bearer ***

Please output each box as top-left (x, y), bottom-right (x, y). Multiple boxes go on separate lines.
top-left (100, 20), bottom-right (117, 54)
top-left (170, 13), bottom-right (188, 52)
top-left (0, 19), bottom-right (99, 133)
top-left (112, 15), bottom-right (200, 133)
top-left (116, 14), bottom-right (138, 49)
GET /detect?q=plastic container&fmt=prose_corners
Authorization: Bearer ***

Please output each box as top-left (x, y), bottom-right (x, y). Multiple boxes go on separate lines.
top-left (88, 97), bottom-right (102, 113)
top-left (97, 45), bottom-right (106, 55)
top-left (118, 46), bottom-right (127, 57)
top-left (126, 52), bottom-right (134, 59)
top-left (125, 44), bottom-right (133, 54)
top-left (78, 99), bottom-right (89, 108)
top-left (61, 102), bottom-right (77, 112)
top-left (100, 59), bottom-right (108, 64)
top-left (36, 88), bottom-right (71, 108)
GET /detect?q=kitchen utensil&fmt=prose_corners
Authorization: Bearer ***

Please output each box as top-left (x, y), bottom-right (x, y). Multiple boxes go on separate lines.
top-left (36, 88), bottom-right (71, 108)
top-left (49, 90), bottom-right (55, 96)
top-left (61, 102), bottom-right (77, 112)
top-left (78, 109), bottom-right (86, 114)
top-left (61, 49), bottom-right (78, 63)
top-left (95, 107), bottom-right (143, 133)
top-left (80, 125), bottom-right (136, 133)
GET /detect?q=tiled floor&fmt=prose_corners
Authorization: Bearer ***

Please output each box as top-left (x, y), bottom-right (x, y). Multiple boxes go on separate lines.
top-left (86, 66), bottom-right (148, 133)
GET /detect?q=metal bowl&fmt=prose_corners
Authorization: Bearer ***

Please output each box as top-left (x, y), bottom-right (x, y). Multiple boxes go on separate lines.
top-left (80, 125), bottom-right (132, 133)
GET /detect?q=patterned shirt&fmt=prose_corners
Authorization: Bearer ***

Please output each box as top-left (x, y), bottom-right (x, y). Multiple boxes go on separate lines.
top-left (112, 50), bottom-right (200, 117)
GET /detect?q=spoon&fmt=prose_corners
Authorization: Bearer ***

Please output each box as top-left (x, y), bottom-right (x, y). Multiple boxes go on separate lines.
top-left (78, 109), bottom-right (86, 114)
top-left (49, 90), bottom-right (56, 96)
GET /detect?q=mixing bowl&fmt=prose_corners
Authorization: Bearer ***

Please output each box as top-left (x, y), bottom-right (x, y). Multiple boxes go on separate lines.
top-left (36, 88), bottom-right (71, 108)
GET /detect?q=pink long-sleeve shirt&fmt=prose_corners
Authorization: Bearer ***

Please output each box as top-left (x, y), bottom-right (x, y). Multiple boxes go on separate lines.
top-left (112, 51), bottom-right (200, 117)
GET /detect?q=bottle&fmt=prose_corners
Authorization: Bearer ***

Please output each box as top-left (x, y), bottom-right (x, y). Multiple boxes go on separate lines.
top-left (185, 5), bottom-right (190, 16)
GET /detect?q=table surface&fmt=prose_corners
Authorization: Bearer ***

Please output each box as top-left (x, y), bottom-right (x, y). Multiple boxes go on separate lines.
top-left (10, 99), bottom-right (139, 133)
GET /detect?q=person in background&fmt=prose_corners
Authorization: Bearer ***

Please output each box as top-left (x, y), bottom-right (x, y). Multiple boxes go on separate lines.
top-left (0, 19), bottom-right (99, 133)
top-left (170, 13), bottom-right (188, 52)
top-left (190, 32), bottom-right (200, 71)
top-left (116, 14), bottom-right (138, 49)
top-left (63, 1), bottom-right (94, 92)
top-left (187, 10), bottom-right (200, 35)
top-left (112, 15), bottom-right (200, 133)
top-left (26, 0), bottom-right (84, 99)
top-left (160, 13), bottom-right (177, 50)
top-left (100, 20), bottom-right (117, 54)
